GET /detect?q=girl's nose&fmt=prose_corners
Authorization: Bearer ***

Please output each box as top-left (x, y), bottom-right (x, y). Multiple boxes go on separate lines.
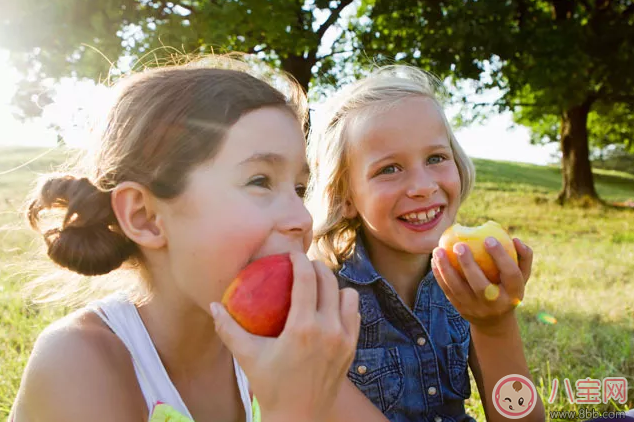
top-left (279, 192), bottom-right (313, 237)
top-left (406, 168), bottom-right (439, 198)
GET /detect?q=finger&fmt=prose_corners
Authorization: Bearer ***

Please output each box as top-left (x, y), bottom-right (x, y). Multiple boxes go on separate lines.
top-left (513, 238), bottom-right (533, 282)
top-left (432, 257), bottom-right (464, 311)
top-left (483, 238), bottom-right (525, 302)
top-left (431, 255), bottom-right (454, 297)
top-left (339, 288), bottom-right (360, 345)
top-left (312, 260), bottom-right (340, 319)
top-left (433, 247), bottom-right (476, 302)
top-left (484, 237), bottom-right (523, 281)
top-left (285, 252), bottom-right (318, 327)
top-left (450, 244), bottom-right (493, 297)
top-left (210, 302), bottom-right (259, 359)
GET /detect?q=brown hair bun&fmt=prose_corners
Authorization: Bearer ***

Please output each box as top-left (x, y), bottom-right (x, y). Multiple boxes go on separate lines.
top-left (27, 175), bottom-right (136, 276)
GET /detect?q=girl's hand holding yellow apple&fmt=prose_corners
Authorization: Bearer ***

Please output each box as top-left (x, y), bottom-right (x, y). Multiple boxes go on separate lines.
top-left (432, 221), bottom-right (533, 331)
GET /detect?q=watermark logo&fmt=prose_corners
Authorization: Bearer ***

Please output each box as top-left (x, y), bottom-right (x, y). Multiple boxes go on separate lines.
top-left (548, 377), bottom-right (628, 405)
top-left (493, 374), bottom-right (538, 419)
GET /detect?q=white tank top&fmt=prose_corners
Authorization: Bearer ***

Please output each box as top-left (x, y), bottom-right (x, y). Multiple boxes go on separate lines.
top-left (87, 293), bottom-right (253, 421)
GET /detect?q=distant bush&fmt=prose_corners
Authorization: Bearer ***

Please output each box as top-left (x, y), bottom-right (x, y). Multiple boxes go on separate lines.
top-left (592, 145), bottom-right (634, 173)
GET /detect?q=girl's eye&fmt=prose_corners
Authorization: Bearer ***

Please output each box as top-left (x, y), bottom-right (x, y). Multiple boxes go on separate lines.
top-left (378, 164), bottom-right (399, 175)
top-left (518, 397), bottom-right (524, 406)
top-left (295, 184), bottom-right (307, 198)
top-left (427, 155), bottom-right (447, 165)
top-left (248, 175), bottom-right (271, 189)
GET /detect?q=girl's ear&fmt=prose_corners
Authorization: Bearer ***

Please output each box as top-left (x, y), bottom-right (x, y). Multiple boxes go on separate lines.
top-left (342, 198), bottom-right (358, 219)
top-left (111, 182), bottom-right (167, 250)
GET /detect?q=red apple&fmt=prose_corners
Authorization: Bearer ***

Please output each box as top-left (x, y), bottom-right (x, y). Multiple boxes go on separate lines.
top-left (438, 221), bottom-right (518, 284)
top-left (221, 253), bottom-right (293, 337)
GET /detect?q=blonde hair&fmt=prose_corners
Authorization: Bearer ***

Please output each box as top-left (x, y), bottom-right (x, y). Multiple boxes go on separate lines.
top-left (306, 65), bottom-right (476, 269)
top-left (24, 54), bottom-right (307, 305)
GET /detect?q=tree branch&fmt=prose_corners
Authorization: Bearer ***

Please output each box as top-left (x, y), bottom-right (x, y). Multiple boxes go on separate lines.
top-left (316, 0), bottom-right (354, 39)
top-left (623, 3), bottom-right (634, 18)
top-left (602, 94), bottom-right (634, 103)
top-left (596, 85), bottom-right (634, 104)
top-left (467, 100), bottom-right (560, 111)
top-left (317, 48), bottom-right (356, 60)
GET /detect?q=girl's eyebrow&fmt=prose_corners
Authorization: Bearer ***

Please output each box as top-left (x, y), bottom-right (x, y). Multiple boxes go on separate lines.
top-left (239, 152), bottom-right (309, 175)
top-left (369, 152), bottom-right (399, 168)
top-left (368, 143), bottom-right (451, 168)
top-left (427, 143), bottom-right (452, 151)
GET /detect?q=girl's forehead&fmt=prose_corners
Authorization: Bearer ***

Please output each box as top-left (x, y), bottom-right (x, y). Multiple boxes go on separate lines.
top-left (346, 97), bottom-right (446, 147)
top-left (220, 107), bottom-right (305, 157)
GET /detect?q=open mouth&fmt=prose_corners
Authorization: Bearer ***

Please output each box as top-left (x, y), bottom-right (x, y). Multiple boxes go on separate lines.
top-left (397, 206), bottom-right (444, 225)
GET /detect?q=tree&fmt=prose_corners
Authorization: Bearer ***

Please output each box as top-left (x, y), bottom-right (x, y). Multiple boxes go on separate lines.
top-left (354, 0), bottom-right (634, 203)
top-left (516, 97), bottom-right (634, 160)
top-left (0, 0), bottom-right (356, 118)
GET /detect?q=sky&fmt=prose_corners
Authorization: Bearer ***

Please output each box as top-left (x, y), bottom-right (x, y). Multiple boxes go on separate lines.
top-left (0, 46), bottom-right (561, 166)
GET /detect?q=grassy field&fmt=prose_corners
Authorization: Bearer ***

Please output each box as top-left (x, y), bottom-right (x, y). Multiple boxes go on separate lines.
top-left (1, 146), bottom-right (633, 420)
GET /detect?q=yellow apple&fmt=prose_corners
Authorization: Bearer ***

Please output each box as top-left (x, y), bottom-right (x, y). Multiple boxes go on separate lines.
top-left (438, 221), bottom-right (518, 284)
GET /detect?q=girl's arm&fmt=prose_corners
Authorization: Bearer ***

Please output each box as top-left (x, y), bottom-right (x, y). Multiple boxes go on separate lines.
top-left (432, 237), bottom-right (545, 422)
top-left (468, 314), bottom-right (545, 422)
top-left (328, 379), bottom-right (390, 422)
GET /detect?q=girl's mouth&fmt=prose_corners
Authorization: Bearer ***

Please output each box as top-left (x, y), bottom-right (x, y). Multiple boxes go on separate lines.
top-left (397, 206), bottom-right (444, 231)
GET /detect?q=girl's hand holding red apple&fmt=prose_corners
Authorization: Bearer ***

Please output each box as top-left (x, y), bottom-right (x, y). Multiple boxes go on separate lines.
top-left (210, 251), bottom-right (361, 422)
top-left (431, 222), bottom-right (533, 332)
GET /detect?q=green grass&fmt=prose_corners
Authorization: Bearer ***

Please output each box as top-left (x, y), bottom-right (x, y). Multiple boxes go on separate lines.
top-left (1, 147), bottom-right (633, 420)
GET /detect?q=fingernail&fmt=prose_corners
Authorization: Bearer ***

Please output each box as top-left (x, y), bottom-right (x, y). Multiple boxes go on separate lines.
top-left (210, 302), bottom-right (221, 318)
top-left (433, 248), bottom-right (445, 260)
top-left (454, 244), bottom-right (466, 256)
top-left (485, 237), bottom-right (498, 248)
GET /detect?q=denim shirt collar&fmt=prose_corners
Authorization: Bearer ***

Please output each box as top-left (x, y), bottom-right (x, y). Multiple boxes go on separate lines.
top-left (338, 231), bottom-right (383, 285)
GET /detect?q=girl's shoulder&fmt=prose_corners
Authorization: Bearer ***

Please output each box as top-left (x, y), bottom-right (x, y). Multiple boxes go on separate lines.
top-left (11, 308), bottom-right (147, 422)
top-left (39, 307), bottom-right (135, 371)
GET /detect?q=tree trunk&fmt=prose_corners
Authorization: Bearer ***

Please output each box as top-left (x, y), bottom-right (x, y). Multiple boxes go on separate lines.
top-left (558, 99), bottom-right (599, 203)
top-left (280, 54), bottom-right (315, 95)
top-left (280, 53), bottom-right (317, 133)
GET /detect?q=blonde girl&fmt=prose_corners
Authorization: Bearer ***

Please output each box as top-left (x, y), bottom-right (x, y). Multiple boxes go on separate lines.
top-left (307, 65), bottom-right (545, 422)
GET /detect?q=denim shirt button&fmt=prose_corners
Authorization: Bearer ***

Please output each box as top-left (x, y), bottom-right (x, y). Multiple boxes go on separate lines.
top-left (434, 416), bottom-right (442, 422)
top-left (416, 336), bottom-right (426, 346)
top-left (428, 386), bottom-right (437, 395)
top-left (357, 365), bottom-right (367, 375)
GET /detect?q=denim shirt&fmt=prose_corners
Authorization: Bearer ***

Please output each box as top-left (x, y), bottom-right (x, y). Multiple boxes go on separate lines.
top-left (337, 235), bottom-right (475, 422)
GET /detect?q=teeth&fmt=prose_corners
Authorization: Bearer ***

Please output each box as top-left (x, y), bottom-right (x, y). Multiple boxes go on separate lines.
top-left (402, 207), bottom-right (441, 223)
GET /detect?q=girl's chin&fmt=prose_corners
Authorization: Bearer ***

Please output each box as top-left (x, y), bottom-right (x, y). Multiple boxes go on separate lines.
top-left (395, 241), bottom-right (438, 256)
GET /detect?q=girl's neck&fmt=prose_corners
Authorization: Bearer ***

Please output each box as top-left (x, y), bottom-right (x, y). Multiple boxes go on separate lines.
top-left (137, 290), bottom-right (227, 380)
top-left (363, 236), bottom-right (431, 309)
top-left (137, 293), bottom-right (245, 422)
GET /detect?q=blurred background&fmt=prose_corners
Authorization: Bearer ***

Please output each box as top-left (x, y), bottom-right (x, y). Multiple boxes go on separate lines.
top-left (0, 1), bottom-right (633, 420)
